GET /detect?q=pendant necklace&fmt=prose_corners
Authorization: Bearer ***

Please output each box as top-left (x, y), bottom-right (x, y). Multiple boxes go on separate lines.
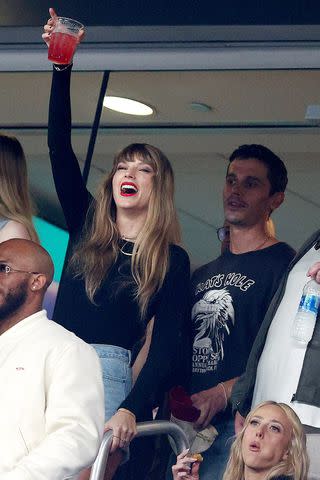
top-left (119, 242), bottom-right (133, 256)
top-left (119, 235), bottom-right (136, 256)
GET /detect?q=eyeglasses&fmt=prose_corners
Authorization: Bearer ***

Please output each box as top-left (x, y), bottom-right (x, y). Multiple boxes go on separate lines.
top-left (216, 226), bottom-right (230, 242)
top-left (0, 263), bottom-right (39, 275)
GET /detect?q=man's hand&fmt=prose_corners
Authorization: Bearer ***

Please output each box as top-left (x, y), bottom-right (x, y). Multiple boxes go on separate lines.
top-left (308, 262), bottom-right (320, 284)
top-left (191, 384), bottom-right (226, 429)
top-left (234, 411), bottom-right (245, 435)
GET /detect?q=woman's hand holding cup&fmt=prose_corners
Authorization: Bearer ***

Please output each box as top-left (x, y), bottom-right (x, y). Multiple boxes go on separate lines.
top-left (42, 7), bottom-right (84, 64)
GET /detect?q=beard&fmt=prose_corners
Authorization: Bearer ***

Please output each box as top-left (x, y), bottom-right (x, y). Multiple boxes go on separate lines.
top-left (0, 280), bottom-right (28, 321)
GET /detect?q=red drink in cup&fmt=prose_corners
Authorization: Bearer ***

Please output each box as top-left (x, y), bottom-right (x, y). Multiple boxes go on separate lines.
top-left (48, 17), bottom-right (84, 64)
top-left (48, 32), bottom-right (78, 64)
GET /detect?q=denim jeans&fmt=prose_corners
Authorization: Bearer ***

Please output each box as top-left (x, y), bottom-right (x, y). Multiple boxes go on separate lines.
top-left (91, 344), bottom-right (132, 421)
top-left (167, 413), bottom-right (235, 480)
top-left (198, 414), bottom-right (235, 480)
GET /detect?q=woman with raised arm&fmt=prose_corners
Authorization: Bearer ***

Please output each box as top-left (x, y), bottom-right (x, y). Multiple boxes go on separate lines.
top-left (43, 8), bottom-right (191, 478)
top-left (0, 133), bottom-right (38, 243)
top-left (173, 401), bottom-right (309, 480)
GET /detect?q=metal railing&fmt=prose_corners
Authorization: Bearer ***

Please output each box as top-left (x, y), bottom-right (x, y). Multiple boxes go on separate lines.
top-left (89, 420), bottom-right (189, 480)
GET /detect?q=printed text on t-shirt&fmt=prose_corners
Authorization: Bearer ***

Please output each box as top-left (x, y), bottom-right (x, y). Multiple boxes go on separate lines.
top-left (195, 272), bottom-right (255, 296)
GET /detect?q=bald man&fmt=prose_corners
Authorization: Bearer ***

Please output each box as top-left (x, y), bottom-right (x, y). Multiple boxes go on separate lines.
top-left (0, 239), bottom-right (104, 480)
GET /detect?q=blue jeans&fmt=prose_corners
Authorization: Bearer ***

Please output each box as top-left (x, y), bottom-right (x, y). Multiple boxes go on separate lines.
top-left (167, 413), bottom-right (235, 480)
top-left (91, 344), bottom-right (132, 421)
top-left (198, 415), bottom-right (235, 480)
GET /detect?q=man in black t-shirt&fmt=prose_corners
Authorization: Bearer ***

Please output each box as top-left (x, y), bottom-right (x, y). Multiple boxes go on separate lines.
top-left (189, 145), bottom-right (296, 480)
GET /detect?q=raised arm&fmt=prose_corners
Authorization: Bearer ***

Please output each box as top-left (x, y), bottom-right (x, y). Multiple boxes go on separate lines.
top-left (44, 9), bottom-right (91, 233)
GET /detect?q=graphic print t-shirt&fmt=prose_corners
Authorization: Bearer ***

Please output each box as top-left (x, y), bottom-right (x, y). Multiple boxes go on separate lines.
top-left (190, 242), bottom-right (296, 394)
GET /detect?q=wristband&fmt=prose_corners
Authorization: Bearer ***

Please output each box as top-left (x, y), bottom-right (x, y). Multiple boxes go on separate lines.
top-left (53, 63), bottom-right (72, 72)
top-left (218, 382), bottom-right (228, 410)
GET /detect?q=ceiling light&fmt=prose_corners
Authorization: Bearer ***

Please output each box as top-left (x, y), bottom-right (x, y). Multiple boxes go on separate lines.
top-left (103, 96), bottom-right (154, 116)
top-left (189, 102), bottom-right (212, 112)
top-left (305, 104), bottom-right (320, 123)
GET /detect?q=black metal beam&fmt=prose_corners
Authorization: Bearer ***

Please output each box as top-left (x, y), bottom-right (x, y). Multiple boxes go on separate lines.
top-left (82, 71), bottom-right (110, 185)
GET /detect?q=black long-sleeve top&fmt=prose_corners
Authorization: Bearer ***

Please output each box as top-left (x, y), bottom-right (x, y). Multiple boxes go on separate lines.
top-left (48, 65), bottom-right (191, 418)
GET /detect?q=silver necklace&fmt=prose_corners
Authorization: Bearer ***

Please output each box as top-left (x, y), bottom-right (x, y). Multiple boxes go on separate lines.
top-left (231, 235), bottom-right (271, 254)
top-left (253, 235), bottom-right (271, 251)
top-left (121, 235), bottom-right (137, 242)
top-left (119, 239), bottom-right (134, 256)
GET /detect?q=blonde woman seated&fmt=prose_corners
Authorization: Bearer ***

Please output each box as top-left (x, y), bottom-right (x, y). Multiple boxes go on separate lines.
top-left (0, 133), bottom-right (38, 242)
top-left (173, 401), bottom-right (309, 480)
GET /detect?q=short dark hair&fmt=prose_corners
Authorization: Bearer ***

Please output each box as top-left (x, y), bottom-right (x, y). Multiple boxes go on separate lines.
top-left (229, 144), bottom-right (288, 195)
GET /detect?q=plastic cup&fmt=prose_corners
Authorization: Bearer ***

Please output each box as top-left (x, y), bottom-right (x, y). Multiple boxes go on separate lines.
top-left (48, 17), bottom-right (84, 64)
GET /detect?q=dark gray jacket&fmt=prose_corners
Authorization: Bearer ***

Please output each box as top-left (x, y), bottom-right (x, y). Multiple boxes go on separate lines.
top-left (232, 230), bottom-right (320, 417)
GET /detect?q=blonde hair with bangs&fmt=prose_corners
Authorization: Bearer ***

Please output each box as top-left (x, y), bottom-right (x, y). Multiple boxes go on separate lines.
top-left (223, 401), bottom-right (309, 480)
top-left (0, 133), bottom-right (38, 242)
top-left (70, 143), bottom-right (181, 318)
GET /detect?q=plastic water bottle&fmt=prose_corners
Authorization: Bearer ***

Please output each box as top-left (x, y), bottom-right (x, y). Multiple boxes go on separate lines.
top-left (291, 279), bottom-right (320, 345)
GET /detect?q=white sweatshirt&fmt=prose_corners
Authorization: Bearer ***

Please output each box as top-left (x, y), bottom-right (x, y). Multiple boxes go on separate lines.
top-left (0, 310), bottom-right (104, 480)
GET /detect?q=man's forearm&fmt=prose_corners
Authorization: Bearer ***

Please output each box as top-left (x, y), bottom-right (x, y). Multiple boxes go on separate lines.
top-left (220, 377), bottom-right (239, 402)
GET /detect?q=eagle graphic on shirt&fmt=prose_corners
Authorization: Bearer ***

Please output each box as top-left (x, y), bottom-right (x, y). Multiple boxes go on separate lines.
top-left (192, 288), bottom-right (235, 373)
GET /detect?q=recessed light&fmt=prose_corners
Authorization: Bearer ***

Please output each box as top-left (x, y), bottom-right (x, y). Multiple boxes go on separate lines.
top-left (189, 102), bottom-right (212, 112)
top-left (103, 96), bottom-right (154, 116)
top-left (305, 104), bottom-right (320, 123)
